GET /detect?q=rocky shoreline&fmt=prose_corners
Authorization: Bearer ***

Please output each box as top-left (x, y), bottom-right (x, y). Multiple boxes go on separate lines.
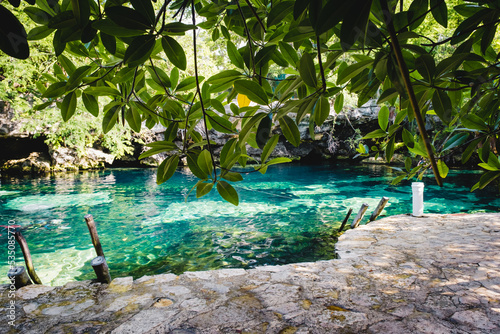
top-left (1, 213), bottom-right (499, 333)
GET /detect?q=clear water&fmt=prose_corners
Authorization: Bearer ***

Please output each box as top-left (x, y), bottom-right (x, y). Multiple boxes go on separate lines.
top-left (0, 163), bottom-right (498, 286)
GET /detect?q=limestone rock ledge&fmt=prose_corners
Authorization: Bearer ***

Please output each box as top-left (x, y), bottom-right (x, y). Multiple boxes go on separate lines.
top-left (1, 213), bottom-right (499, 333)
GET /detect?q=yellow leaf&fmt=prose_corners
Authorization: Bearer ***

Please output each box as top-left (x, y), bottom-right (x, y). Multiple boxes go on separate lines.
top-left (237, 94), bottom-right (251, 108)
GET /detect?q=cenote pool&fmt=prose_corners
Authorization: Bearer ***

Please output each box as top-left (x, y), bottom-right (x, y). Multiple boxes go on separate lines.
top-left (1, 163), bottom-right (498, 286)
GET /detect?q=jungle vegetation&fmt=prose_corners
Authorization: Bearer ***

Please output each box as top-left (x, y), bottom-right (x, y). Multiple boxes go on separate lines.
top-left (1, 0), bottom-right (499, 205)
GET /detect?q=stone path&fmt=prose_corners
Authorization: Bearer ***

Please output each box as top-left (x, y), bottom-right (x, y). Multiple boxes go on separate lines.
top-left (1, 213), bottom-right (499, 333)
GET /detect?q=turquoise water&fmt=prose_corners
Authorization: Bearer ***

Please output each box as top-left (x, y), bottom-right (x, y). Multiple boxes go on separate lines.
top-left (0, 163), bottom-right (498, 286)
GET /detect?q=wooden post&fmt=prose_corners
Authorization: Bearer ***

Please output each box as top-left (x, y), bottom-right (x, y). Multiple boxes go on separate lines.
top-left (369, 197), bottom-right (389, 222)
top-left (8, 266), bottom-right (32, 289)
top-left (338, 208), bottom-right (353, 232)
top-left (14, 231), bottom-right (42, 284)
top-left (84, 214), bottom-right (105, 258)
top-left (351, 203), bottom-right (369, 229)
top-left (91, 256), bottom-right (111, 284)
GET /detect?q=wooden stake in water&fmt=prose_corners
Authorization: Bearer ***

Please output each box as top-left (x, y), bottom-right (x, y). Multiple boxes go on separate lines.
top-left (351, 203), bottom-right (369, 229)
top-left (369, 197), bottom-right (389, 222)
top-left (91, 256), bottom-right (111, 284)
top-left (14, 231), bottom-right (42, 284)
top-left (84, 214), bottom-right (105, 258)
top-left (8, 266), bottom-right (33, 289)
top-left (338, 208), bottom-right (353, 232)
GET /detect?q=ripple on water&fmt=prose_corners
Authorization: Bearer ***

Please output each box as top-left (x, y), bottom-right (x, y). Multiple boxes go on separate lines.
top-left (5, 192), bottom-right (112, 212)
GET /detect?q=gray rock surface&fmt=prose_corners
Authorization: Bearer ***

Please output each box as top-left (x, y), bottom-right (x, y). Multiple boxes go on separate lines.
top-left (1, 213), bottom-right (499, 333)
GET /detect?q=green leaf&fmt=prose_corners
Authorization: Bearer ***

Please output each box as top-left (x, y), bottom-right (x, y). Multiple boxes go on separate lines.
top-left (337, 59), bottom-right (373, 85)
top-left (206, 70), bottom-right (243, 85)
top-left (405, 157), bottom-right (412, 172)
top-left (124, 35), bottom-right (156, 67)
top-left (72, 0), bottom-right (90, 27)
top-left (334, 93), bottom-right (344, 113)
top-left (217, 181), bottom-right (239, 206)
top-left (222, 172), bottom-right (243, 182)
top-left (24, 6), bottom-right (52, 25)
top-left (42, 82), bottom-right (67, 98)
top-left (239, 112), bottom-right (267, 147)
top-left (48, 10), bottom-right (76, 29)
top-left (462, 138), bottom-right (481, 164)
top-left (162, 22), bottom-right (197, 34)
top-left (0, 4), bottom-right (29, 59)
top-left (157, 155), bottom-right (179, 185)
top-left (227, 41), bottom-right (245, 69)
top-left (478, 163), bottom-right (499, 172)
top-left (256, 114), bottom-right (272, 149)
top-left (83, 86), bottom-right (121, 96)
top-left (255, 45), bottom-right (277, 67)
top-left (138, 141), bottom-right (178, 160)
top-left (378, 106), bottom-right (390, 131)
top-left (430, 0), bottom-right (447, 28)
top-left (209, 115), bottom-right (235, 134)
top-left (125, 107), bottom-right (141, 132)
top-left (279, 41), bottom-right (299, 66)
top-left (27, 26), bottom-right (55, 40)
top-left (432, 90), bottom-right (452, 124)
top-left (186, 153), bottom-right (206, 179)
top-left (266, 157), bottom-right (292, 166)
top-left (442, 133), bottom-right (469, 152)
top-left (196, 182), bottom-right (214, 198)
top-left (197, 149), bottom-right (213, 178)
top-left (129, 0), bottom-right (155, 25)
top-left (415, 54), bottom-right (435, 82)
top-left (261, 134), bottom-right (279, 163)
top-left (234, 80), bottom-right (268, 105)
top-left (437, 159), bottom-right (449, 178)
top-left (279, 115), bottom-right (301, 147)
top-left (299, 52), bottom-right (317, 88)
top-left (92, 19), bottom-right (145, 37)
top-left (105, 6), bottom-right (151, 30)
top-left (461, 114), bottom-right (488, 131)
top-left (176, 76), bottom-right (199, 91)
top-left (61, 92), bottom-right (77, 121)
top-left (66, 65), bottom-right (91, 91)
top-left (100, 32), bottom-right (116, 54)
top-left (363, 129), bottom-right (387, 139)
top-left (161, 36), bottom-right (187, 70)
top-left (82, 93), bottom-right (98, 116)
top-left (314, 95), bottom-right (330, 126)
top-left (102, 104), bottom-right (120, 134)
top-left (268, 1), bottom-right (294, 27)
top-left (402, 128), bottom-right (415, 148)
top-left (471, 171), bottom-right (500, 191)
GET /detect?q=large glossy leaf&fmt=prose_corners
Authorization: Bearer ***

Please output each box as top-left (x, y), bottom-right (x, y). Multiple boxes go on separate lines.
top-left (239, 112), bottom-right (267, 147)
top-left (92, 19), bottom-right (145, 37)
top-left (207, 70), bottom-right (242, 85)
top-left (197, 149), bottom-right (213, 178)
top-left (339, 0), bottom-right (373, 51)
top-left (157, 155), bottom-right (179, 185)
top-left (255, 45), bottom-right (277, 67)
top-left (432, 89), bottom-right (452, 124)
top-left (196, 182), bottom-right (213, 198)
top-left (279, 115), bottom-right (300, 147)
top-left (378, 106), bottom-right (390, 131)
top-left (234, 80), bottom-right (268, 105)
top-left (268, 1), bottom-right (294, 27)
top-left (125, 107), bottom-right (141, 132)
top-left (48, 11), bottom-right (77, 29)
top-left (82, 93), bottom-right (99, 117)
top-left (61, 92), bottom-right (77, 121)
top-left (24, 6), bottom-right (52, 25)
top-left (299, 52), bottom-right (317, 88)
top-left (314, 95), bottom-right (330, 126)
top-left (102, 104), bottom-right (120, 134)
top-left (123, 35), bottom-right (156, 67)
top-left (430, 0), bottom-right (447, 28)
top-left (261, 134), bottom-right (279, 163)
top-left (66, 65), bottom-right (91, 91)
top-left (27, 26), bottom-right (55, 40)
top-left (442, 133), bottom-right (469, 151)
top-left (227, 41), bottom-right (245, 69)
top-left (0, 4), bottom-right (29, 59)
top-left (337, 59), bottom-right (373, 85)
top-left (161, 36), bottom-right (187, 70)
top-left (415, 54), bottom-right (435, 82)
top-left (461, 114), bottom-right (488, 131)
top-left (42, 82), bottom-right (67, 98)
top-left (279, 41), bottom-right (299, 66)
top-left (217, 181), bottom-right (239, 206)
top-left (256, 114), bottom-right (272, 149)
top-left (106, 6), bottom-right (151, 30)
top-left (138, 141), bottom-right (178, 159)
top-left (130, 0), bottom-right (156, 26)
top-left (72, 0), bottom-right (90, 27)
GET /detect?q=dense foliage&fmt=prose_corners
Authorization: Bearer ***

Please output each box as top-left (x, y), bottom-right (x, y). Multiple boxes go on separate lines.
top-left (1, 0), bottom-right (499, 204)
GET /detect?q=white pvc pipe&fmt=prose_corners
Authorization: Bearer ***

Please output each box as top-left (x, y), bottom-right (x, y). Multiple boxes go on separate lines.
top-left (412, 182), bottom-right (424, 217)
